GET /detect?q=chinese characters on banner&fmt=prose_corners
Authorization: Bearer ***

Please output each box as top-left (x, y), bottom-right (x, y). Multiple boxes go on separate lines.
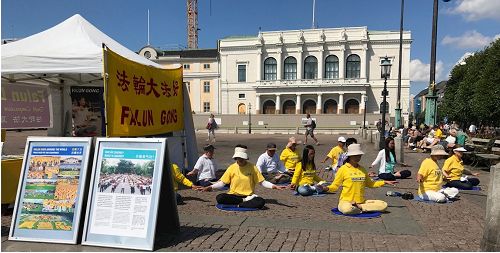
top-left (104, 47), bottom-right (184, 136)
top-left (1, 82), bottom-right (52, 129)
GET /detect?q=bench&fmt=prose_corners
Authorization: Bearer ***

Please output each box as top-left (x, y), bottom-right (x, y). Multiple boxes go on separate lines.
top-left (468, 139), bottom-right (500, 168)
top-left (466, 138), bottom-right (491, 152)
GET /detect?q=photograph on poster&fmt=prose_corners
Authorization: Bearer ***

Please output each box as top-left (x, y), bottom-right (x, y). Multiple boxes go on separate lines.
top-left (70, 87), bottom-right (105, 137)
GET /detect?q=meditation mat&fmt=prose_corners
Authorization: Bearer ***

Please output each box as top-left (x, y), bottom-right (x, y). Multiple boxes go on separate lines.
top-left (215, 204), bottom-right (259, 212)
top-left (292, 191), bottom-right (326, 197)
top-left (331, 208), bottom-right (381, 218)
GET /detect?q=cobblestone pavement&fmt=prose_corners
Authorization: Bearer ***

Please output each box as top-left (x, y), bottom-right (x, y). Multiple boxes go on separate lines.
top-left (1, 131), bottom-right (490, 251)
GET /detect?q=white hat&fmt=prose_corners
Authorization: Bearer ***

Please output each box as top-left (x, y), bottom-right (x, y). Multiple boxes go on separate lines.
top-left (430, 145), bottom-right (449, 156)
top-left (232, 147), bottom-right (249, 160)
top-left (346, 144), bottom-right (364, 156)
top-left (453, 147), bottom-right (467, 152)
top-left (411, 126), bottom-right (417, 130)
top-left (338, 136), bottom-right (346, 142)
top-left (287, 137), bottom-right (298, 148)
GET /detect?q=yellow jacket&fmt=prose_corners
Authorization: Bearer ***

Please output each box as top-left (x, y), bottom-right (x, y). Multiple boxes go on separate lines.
top-left (291, 162), bottom-right (324, 186)
top-left (172, 163), bottom-right (193, 191)
top-left (280, 147), bottom-right (301, 172)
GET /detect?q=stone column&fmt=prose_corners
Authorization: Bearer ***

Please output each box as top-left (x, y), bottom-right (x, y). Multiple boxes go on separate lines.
top-left (296, 94), bottom-right (301, 114)
top-left (318, 49), bottom-right (324, 79)
top-left (338, 93), bottom-right (344, 114)
top-left (255, 95), bottom-right (261, 114)
top-left (297, 49), bottom-right (303, 80)
top-left (316, 94), bottom-right (322, 114)
top-left (276, 50), bottom-right (283, 81)
top-left (339, 47), bottom-right (345, 79)
top-left (361, 45), bottom-right (368, 80)
top-left (481, 163), bottom-right (500, 251)
top-left (256, 51), bottom-right (262, 81)
top-left (275, 94), bottom-right (281, 114)
top-left (394, 136), bottom-right (404, 163)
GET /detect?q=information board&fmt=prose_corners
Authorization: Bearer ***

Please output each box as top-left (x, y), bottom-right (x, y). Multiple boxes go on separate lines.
top-left (9, 137), bottom-right (92, 244)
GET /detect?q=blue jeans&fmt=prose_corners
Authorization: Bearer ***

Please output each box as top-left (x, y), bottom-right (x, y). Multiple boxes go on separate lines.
top-left (297, 185), bottom-right (318, 196)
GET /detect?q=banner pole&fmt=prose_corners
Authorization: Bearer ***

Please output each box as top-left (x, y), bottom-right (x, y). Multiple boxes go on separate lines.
top-left (102, 43), bottom-right (110, 137)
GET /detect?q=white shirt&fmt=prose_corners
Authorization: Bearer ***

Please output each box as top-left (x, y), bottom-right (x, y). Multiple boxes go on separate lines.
top-left (193, 154), bottom-right (218, 181)
top-left (445, 135), bottom-right (456, 145)
top-left (371, 149), bottom-right (392, 174)
top-left (256, 152), bottom-right (286, 174)
top-left (469, 125), bottom-right (477, 133)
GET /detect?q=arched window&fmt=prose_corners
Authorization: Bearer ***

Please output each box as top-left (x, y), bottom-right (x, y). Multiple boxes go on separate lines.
top-left (323, 99), bottom-right (338, 114)
top-left (345, 99), bottom-right (360, 114)
top-left (325, 55), bottom-right (339, 79)
top-left (346, 54), bottom-right (361, 78)
top-left (264, 57), bottom-right (277, 80)
top-left (302, 100), bottom-right (316, 114)
top-left (282, 100), bottom-right (296, 114)
top-left (284, 57), bottom-right (297, 80)
top-left (263, 100), bottom-right (276, 114)
top-left (304, 56), bottom-right (318, 79)
top-left (379, 102), bottom-right (389, 113)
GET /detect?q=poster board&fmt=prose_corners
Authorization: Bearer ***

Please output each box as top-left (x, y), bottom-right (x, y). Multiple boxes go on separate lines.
top-left (82, 138), bottom-right (176, 251)
top-left (70, 86), bottom-right (105, 137)
top-left (8, 137), bottom-right (92, 244)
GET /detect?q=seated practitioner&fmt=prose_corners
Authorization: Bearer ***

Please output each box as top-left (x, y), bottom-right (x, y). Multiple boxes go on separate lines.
top-left (416, 145), bottom-right (459, 203)
top-left (321, 137), bottom-right (346, 171)
top-left (280, 137), bottom-right (301, 173)
top-left (422, 125), bottom-right (444, 149)
top-left (199, 145), bottom-right (287, 209)
top-left (290, 145), bottom-right (326, 196)
top-left (440, 128), bottom-right (458, 150)
top-left (442, 147), bottom-right (480, 190)
top-left (171, 163), bottom-right (200, 204)
top-left (320, 144), bottom-right (398, 214)
top-left (370, 137), bottom-right (411, 181)
top-left (256, 143), bottom-right (291, 184)
top-left (187, 144), bottom-right (219, 186)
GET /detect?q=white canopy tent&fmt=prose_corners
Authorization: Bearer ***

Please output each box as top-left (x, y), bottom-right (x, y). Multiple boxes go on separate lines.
top-left (1, 14), bottom-right (197, 169)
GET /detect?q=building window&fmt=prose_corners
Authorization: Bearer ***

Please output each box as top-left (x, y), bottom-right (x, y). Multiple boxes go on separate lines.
top-left (284, 57), bottom-right (297, 80)
top-left (304, 56), bottom-right (318, 79)
top-left (380, 102), bottom-right (389, 113)
top-left (203, 102), bottom-right (210, 112)
top-left (238, 93), bottom-right (245, 99)
top-left (238, 65), bottom-right (246, 82)
top-left (264, 57), bottom-right (277, 80)
top-left (203, 63), bottom-right (210, 69)
top-left (346, 54), bottom-right (361, 78)
top-left (183, 81), bottom-right (190, 92)
top-left (203, 81), bottom-right (210, 93)
top-left (325, 55), bottom-right (339, 79)
top-left (183, 64), bottom-right (190, 70)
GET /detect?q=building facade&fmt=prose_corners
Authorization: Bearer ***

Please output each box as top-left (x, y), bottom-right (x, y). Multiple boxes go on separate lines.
top-left (218, 27), bottom-right (412, 120)
top-left (138, 47), bottom-right (219, 114)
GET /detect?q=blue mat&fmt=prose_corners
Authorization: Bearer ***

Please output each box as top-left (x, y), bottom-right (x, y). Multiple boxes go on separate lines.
top-left (331, 208), bottom-right (381, 218)
top-left (215, 204), bottom-right (259, 212)
top-left (292, 191), bottom-right (326, 197)
top-left (413, 195), bottom-right (454, 204)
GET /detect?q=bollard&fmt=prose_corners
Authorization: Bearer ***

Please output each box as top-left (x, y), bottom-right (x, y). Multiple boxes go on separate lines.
top-left (234, 127), bottom-right (238, 134)
top-left (363, 129), bottom-right (368, 140)
top-left (368, 130), bottom-right (373, 143)
top-left (481, 163), bottom-right (500, 251)
top-left (296, 127), bottom-right (300, 135)
top-left (394, 136), bottom-right (404, 163)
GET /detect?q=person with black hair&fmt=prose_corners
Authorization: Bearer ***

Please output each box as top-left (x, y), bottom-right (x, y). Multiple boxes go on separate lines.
top-left (290, 145), bottom-right (326, 196)
top-left (369, 137), bottom-right (411, 181)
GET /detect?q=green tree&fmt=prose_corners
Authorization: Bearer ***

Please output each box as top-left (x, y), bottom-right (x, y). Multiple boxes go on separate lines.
top-left (116, 159), bottom-right (135, 174)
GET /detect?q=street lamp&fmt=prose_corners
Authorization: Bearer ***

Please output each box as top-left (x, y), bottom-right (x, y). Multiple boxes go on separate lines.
top-left (363, 95), bottom-right (368, 130)
top-left (248, 103), bottom-right (252, 134)
top-left (379, 56), bottom-right (392, 150)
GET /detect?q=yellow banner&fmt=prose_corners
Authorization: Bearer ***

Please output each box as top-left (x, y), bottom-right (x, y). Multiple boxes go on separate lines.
top-left (104, 47), bottom-right (184, 136)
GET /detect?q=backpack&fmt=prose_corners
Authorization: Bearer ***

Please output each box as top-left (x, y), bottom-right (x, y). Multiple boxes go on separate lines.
top-left (311, 120), bottom-right (316, 129)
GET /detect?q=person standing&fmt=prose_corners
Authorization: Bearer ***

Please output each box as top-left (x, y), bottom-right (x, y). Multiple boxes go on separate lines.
top-left (187, 144), bottom-right (219, 186)
top-left (369, 137), bottom-right (411, 180)
top-left (321, 137), bottom-right (346, 170)
top-left (206, 114), bottom-right (218, 143)
top-left (256, 143), bottom-right (291, 184)
top-left (303, 114), bottom-right (319, 145)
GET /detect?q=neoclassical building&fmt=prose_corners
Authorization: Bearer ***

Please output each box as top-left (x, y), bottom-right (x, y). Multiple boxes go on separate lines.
top-left (218, 27), bottom-right (411, 119)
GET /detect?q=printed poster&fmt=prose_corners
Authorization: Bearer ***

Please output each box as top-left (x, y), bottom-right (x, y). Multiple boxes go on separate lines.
top-left (70, 86), bottom-right (105, 137)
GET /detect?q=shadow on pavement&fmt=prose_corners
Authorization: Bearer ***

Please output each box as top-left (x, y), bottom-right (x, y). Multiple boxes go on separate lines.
top-left (182, 196), bottom-right (211, 203)
top-left (2, 226), bottom-right (10, 237)
top-left (265, 199), bottom-right (296, 208)
top-left (154, 225), bottom-right (227, 250)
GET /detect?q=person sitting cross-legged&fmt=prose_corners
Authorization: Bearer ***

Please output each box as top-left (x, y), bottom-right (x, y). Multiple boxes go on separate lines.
top-left (442, 147), bottom-right (480, 190)
top-left (369, 137), bottom-right (411, 181)
top-left (256, 143), bottom-right (291, 184)
top-left (290, 145), bottom-right (326, 196)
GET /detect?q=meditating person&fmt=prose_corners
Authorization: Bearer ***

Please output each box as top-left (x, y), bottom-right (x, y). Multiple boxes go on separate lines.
top-left (187, 144), bottom-right (219, 186)
top-left (280, 137), bottom-right (301, 173)
top-left (321, 136), bottom-right (346, 171)
top-left (290, 145), bottom-right (326, 196)
top-left (442, 147), bottom-right (480, 190)
top-left (416, 145), bottom-right (459, 203)
top-left (256, 143), bottom-right (290, 184)
top-left (171, 163), bottom-right (200, 204)
top-left (369, 137), bottom-right (411, 181)
top-left (320, 144), bottom-right (397, 214)
top-left (199, 145), bottom-right (286, 209)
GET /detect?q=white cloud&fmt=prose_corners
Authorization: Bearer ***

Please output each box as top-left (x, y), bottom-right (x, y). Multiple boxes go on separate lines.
top-left (454, 52), bottom-right (475, 66)
top-left (448, 0), bottom-right (500, 21)
top-left (410, 59), bottom-right (444, 82)
top-left (442, 30), bottom-right (500, 49)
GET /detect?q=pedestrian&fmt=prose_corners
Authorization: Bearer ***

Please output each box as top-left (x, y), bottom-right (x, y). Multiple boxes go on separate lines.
top-left (416, 145), bottom-right (459, 203)
top-left (206, 113), bottom-right (218, 143)
top-left (187, 144), bottom-right (219, 186)
top-left (256, 143), bottom-right (291, 184)
top-left (303, 113), bottom-right (319, 145)
top-left (319, 144), bottom-right (398, 214)
top-left (376, 119), bottom-right (382, 133)
top-left (171, 163), bottom-right (201, 204)
top-left (290, 145), bottom-right (326, 196)
top-left (280, 137), bottom-right (301, 173)
top-left (442, 147), bottom-right (480, 190)
top-left (369, 137), bottom-right (411, 180)
top-left (198, 145), bottom-right (287, 209)
top-left (321, 136), bottom-right (346, 170)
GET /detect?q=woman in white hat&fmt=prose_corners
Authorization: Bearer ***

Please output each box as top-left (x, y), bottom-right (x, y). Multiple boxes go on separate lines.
top-left (442, 147), bottom-right (480, 190)
top-left (320, 144), bottom-right (397, 214)
top-left (199, 145), bottom-right (287, 208)
top-left (416, 145), bottom-right (459, 202)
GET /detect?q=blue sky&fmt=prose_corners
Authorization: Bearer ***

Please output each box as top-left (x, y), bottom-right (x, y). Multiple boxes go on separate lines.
top-left (2, 0), bottom-right (499, 95)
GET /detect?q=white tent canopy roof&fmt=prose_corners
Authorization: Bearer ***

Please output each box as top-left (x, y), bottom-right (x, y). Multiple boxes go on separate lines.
top-left (1, 14), bottom-right (163, 74)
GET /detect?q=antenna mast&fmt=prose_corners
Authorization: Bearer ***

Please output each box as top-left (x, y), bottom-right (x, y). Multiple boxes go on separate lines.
top-left (187, 0), bottom-right (198, 49)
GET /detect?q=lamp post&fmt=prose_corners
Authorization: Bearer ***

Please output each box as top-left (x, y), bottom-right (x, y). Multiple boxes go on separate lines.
top-left (248, 103), bottom-right (252, 134)
top-left (395, 0), bottom-right (405, 128)
top-left (363, 95), bottom-right (368, 130)
top-left (379, 57), bottom-right (392, 150)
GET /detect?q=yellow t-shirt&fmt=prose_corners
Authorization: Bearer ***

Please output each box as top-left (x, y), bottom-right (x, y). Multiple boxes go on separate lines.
top-left (291, 162), bottom-right (324, 186)
top-left (434, 129), bottom-right (443, 139)
top-left (326, 146), bottom-right (344, 166)
top-left (442, 155), bottom-right (463, 181)
top-left (326, 163), bottom-right (385, 203)
top-left (220, 162), bottom-right (265, 196)
top-left (172, 163), bottom-right (193, 191)
top-left (417, 158), bottom-right (443, 195)
top-left (280, 147), bottom-right (301, 172)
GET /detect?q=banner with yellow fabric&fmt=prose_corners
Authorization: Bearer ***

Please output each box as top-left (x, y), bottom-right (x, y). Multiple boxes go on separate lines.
top-left (104, 46), bottom-right (184, 136)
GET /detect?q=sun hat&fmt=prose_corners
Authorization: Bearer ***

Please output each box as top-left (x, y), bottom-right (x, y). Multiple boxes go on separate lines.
top-left (346, 144), bottom-right (364, 157)
top-left (453, 147), bottom-right (467, 152)
top-left (286, 137), bottom-right (298, 148)
top-left (338, 136), bottom-right (346, 143)
top-left (266, 143), bottom-right (277, 150)
top-left (232, 147), bottom-right (249, 160)
top-left (430, 145), bottom-right (448, 156)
